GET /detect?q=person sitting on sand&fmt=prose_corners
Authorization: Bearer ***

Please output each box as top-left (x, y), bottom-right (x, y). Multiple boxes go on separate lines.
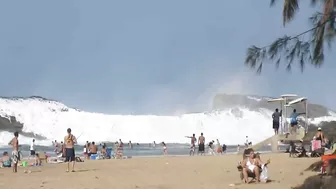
top-left (101, 144), bottom-right (107, 158)
top-left (1, 152), bottom-right (12, 168)
top-left (241, 149), bottom-right (269, 183)
top-left (116, 148), bottom-right (123, 159)
top-left (295, 140), bottom-right (307, 157)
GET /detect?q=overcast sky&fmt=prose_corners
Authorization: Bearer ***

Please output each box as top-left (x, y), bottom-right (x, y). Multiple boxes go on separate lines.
top-left (0, 0), bottom-right (335, 115)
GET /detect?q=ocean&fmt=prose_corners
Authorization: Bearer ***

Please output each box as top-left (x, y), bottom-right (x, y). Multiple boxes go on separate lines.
top-left (0, 143), bottom-right (289, 158)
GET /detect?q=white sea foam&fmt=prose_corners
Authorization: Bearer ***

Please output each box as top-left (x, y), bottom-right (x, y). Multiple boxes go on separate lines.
top-left (0, 97), bottom-right (334, 146)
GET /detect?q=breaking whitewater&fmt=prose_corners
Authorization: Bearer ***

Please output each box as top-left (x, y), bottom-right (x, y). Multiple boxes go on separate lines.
top-left (0, 95), bottom-right (335, 146)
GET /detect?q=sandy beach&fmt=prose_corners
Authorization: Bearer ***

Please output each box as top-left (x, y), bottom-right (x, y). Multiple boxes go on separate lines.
top-left (0, 153), bottom-right (319, 189)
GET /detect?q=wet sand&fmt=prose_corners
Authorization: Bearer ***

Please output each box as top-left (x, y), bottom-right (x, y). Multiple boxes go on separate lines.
top-left (0, 153), bottom-right (319, 189)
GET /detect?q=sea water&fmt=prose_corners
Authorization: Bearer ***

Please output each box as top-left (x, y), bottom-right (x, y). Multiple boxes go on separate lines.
top-left (0, 143), bottom-right (288, 158)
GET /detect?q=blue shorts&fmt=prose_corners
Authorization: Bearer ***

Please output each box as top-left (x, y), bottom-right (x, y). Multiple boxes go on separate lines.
top-left (65, 148), bottom-right (75, 162)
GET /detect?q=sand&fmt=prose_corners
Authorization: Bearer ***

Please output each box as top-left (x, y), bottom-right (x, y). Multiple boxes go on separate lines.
top-left (0, 153), bottom-right (319, 189)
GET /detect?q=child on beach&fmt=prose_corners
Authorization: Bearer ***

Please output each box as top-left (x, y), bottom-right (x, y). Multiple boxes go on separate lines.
top-left (162, 142), bottom-right (168, 155)
top-left (0, 152), bottom-right (12, 168)
top-left (33, 153), bottom-right (42, 166)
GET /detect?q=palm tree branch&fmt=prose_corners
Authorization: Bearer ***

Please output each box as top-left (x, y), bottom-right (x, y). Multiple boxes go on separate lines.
top-left (245, 15), bottom-right (333, 74)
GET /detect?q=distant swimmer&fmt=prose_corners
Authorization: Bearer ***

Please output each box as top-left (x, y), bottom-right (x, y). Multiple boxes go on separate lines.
top-left (198, 133), bottom-right (205, 155)
top-left (64, 128), bottom-right (77, 172)
top-left (162, 142), bottom-right (168, 156)
top-left (272, 108), bottom-right (282, 135)
top-left (185, 134), bottom-right (197, 156)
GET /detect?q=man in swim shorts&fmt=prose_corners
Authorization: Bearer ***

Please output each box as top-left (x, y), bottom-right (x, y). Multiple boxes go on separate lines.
top-left (8, 131), bottom-right (20, 173)
top-left (198, 133), bottom-right (205, 155)
top-left (64, 128), bottom-right (77, 172)
top-left (272, 108), bottom-right (282, 135)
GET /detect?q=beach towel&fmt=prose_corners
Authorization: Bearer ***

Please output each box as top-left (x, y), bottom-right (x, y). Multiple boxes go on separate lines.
top-left (260, 165), bottom-right (268, 183)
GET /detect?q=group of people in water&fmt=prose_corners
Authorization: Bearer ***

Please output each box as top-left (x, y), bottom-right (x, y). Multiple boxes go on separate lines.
top-left (185, 133), bottom-right (227, 156)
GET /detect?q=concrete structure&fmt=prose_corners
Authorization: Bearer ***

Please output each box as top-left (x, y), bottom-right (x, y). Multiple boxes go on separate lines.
top-left (242, 94), bottom-right (308, 153)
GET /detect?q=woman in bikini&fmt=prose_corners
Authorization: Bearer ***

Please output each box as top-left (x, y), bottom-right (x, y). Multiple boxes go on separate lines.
top-left (241, 150), bottom-right (269, 183)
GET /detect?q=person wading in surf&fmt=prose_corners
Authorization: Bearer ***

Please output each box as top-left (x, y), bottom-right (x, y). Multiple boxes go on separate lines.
top-left (64, 128), bottom-right (77, 172)
top-left (198, 133), bottom-right (205, 155)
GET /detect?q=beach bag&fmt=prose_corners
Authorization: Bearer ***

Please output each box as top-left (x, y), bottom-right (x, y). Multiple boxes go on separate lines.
top-left (260, 165), bottom-right (268, 183)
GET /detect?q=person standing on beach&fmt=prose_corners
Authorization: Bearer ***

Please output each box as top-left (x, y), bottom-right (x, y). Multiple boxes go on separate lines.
top-left (8, 131), bottom-right (19, 173)
top-left (198, 133), bottom-right (205, 155)
top-left (162, 142), bottom-right (168, 155)
top-left (53, 140), bottom-right (58, 153)
top-left (129, 141), bottom-right (133, 149)
top-left (185, 134), bottom-right (197, 156)
top-left (289, 109), bottom-right (305, 134)
top-left (245, 136), bottom-right (249, 148)
top-left (272, 108), bottom-right (282, 135)
top-left (30, 139), bottom-right (36, 158)
top-left (64, 128), bottom-right (77, 172)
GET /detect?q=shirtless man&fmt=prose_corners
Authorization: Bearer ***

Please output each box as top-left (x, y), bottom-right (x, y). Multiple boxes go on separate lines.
top-left (186, 134), bottom-right (197, 156)
top-left (198, 133), bottom-right (205, 155)
top-left (8, 131), bottom-right (19, 173)
top-left (64, 128), bottom-right (77, 172)
top-left (89, 141), bottom-right (98, 157)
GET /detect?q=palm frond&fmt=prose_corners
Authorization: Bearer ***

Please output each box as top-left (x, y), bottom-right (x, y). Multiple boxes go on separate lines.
top-left (283, 0), bottom-right (299, 26)
top-left (245, 0), bottom-right (335, 74)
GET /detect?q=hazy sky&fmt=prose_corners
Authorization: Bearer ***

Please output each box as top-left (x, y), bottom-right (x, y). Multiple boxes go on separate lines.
top-left (0, 0), bottom-right (335, 114)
